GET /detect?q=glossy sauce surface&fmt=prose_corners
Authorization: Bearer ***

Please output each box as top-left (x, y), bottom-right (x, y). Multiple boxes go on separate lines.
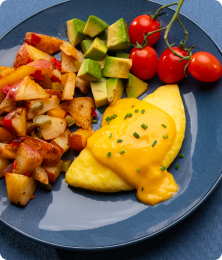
top-left (88, 100), bottom-right (179, 205)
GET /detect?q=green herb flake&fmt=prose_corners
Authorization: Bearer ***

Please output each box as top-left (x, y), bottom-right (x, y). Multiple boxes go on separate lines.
top-left (117, 139), bottom-right (123, 143)
top-left (161, 124), bottom-right (167, 128)
top-left (160, 166), bottom-right (166, 171)
top-left (179, 153), bottom-right (184, 158)
top-left (152, 140), bottom-right (157, 147)
top-left (131, 105), bottom-right (135, 108)
top-left (107, 120), bottom-right (111, 125)
top-left (137, 169), bottom-right (141, 172)
top-left (135, 109), bottom-right (139, 113)
top-left (141, 124), bottom-right (148, 130)
top-left (141, 187), bottom-right (144, 191)
top-left (163, 134), bottom-right (168, 139)
top-left (141, 109), bottom-right (145, 114)
top-left (112, 114), bottom-right (117, 119)
top-left (105, 116), bottom-right (112, 121)
top-left (107, 152), bottom-right (111, 157)
top-left (126, 113), bottom-right (132, 117)
top-left (92, 120), bottom-right (97, 123)
top-left (175, 164), bottom-right (179, 170)
top-left (119, 150), bottom-right (125, 154)
top-left (108, 133), bottom-right (112, 138)
top-left (133, 132), bottom-right (140, 139)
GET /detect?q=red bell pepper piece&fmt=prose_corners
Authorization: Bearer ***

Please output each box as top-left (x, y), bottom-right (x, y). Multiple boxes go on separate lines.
top-left (30, 70), bottom-right (43, 81)
top-left (91, 107), bottom-right (97, 117)
top-left (51, 75), bottom-right (61, 84)
top-left (31, 34), bottom-right (41, 45)
top-left (1, 84), bottom-right (12, 95)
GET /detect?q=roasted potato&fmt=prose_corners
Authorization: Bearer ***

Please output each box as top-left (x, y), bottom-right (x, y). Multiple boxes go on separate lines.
top-left (0, 98), bottom-right (17, 115)
top-left (31, 166), bottom-right (49, 185)
top-left (68, 128), bottom-right (94, 151)
top-left (62, 71), bottom-right (76, 100)
top-left (75, 76), bottom-right (90, 95)
top-left (43, 160), bottom-right (63, 182)
top-left (47, 105), bottom-right (67, 119)
top-left (51, 128), bottom-right (71, 154)
top-left (26, 121), bottom-right (37, 134)
top-left (0, 67), bottom-right (15, 78)
top-left (22, 136), bottom-right (61, 166)
top-left (3, 163), bottom-right (13, 176)
top-left (61, 52), bottom-right (79, 73)
top-left (0, 143), bottom-right (17, 159)
top-left (0, 127), bottom-right (13, 143)
top-left (61, 97), bottom-right (95, 129)
top-left (0, 157), bottom-right (10, 178)
top-left (25, 33), bottom-right (63, 54)
top-left (5, 173), bottom-right (37, 206)
top-left (60, 42), bottom-right (78, 59)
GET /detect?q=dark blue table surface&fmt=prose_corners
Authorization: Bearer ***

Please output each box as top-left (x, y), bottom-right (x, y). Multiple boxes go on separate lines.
top-left (1, 0), bottom-right (222, 259)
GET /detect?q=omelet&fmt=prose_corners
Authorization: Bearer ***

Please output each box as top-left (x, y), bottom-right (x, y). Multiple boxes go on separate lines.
top-left (66, 84), bottom-right (186, 205)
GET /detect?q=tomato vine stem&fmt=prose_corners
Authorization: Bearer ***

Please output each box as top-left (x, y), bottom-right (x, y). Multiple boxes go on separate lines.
top-left (132, 0), bottom-right (192, 62)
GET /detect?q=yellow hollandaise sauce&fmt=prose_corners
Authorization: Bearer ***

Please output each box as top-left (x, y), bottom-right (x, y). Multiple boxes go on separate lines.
top-left (87, 99), bottom-right (179, 206)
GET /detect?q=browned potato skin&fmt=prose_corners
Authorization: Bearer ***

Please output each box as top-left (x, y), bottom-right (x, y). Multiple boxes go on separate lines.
top-left (51, 128), bottom-right (71, 154)
top-left (68, 129), bottom-right (94, 151)
top-left (44, 89), bottom-right (62, 99)
top-left (14, 143), bottom-right (43, 175)
top-left (43, 160), bottom-right (63, 182)
top-left (39, 117), bottom-right (66, 141)
top-left (61, 52), bottom-right (79, 73)
top-left (0, 127), bottom-right (13, 143)
top-left (25, 33), bottom-right (63, 54)
top-left (61, 97), bottom-right (95, 130)
top-left (31, 167), bottom-right (49, 185)
top-left (26, 122), bottom-right (36, 134)
top-left (22, 136), bottom-right (61, 166)
top-left (61, 71), bottom-right (76, 101)
top-left (0, 143), bottom-right (17, 159)
top-left (75, 76), bottom-right (90, 95)
top-left (0, 157), bottom-right (10, 178)
top-left (5, 173), bottom-right (37, 206)
top-left (3, 162), bottom-right (13, 176)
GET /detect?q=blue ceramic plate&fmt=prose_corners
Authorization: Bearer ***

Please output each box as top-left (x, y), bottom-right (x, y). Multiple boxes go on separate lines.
top-left (0, 0), bottom-right (222, 250)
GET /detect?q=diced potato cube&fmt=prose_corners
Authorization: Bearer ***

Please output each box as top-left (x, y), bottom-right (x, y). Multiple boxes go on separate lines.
top-left (62, 71), bottom-right (76, 100)
top-left (68, 128), bottom-right (94, 151)
top-left (43, 160), bottom-right (63, 182)
top-left (51, 128), bottom-right (71, 154)
top-left (0, 157), bottom-right (10, 178)
top-left (31, 166), bottom-right (49, 185)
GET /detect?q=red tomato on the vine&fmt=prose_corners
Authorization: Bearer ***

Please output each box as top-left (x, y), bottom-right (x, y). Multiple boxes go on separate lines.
top-left (129, 45), bottom-right (158, 80)
top-left (129, 15), bottom-right (161, 46)
top-left (188, 51), bottom-right (222, 82)
top-left (157, 47), bottom-right (189, 83)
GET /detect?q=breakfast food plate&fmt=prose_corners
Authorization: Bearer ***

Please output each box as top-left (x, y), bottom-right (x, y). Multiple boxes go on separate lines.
top-left (0, 0), bottom-right (222, 250)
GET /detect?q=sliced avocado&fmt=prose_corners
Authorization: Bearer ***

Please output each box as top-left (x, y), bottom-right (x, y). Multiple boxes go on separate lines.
top-left (90, 77), bottom-right (109, 108)
top-left (78, 59), bottom-right (101, 81)
top-left (126, 73), bottom-right (148, 98)
top-left (95, 54), bottom-right (108, 69)
top-left (106, 78), bottom-right (125, 105)
top-left (83, 38), bottom-right (108, 60)
top-left (116, 52), bottom-right (130, 59)
top-left (97, 30), bottom-right (107, 40)
top-left (83, 15), bottom-right (109, 37)
top-left (102, 57), bottom-right (132, 79)
top-left (107, 18), bottom-right (130, 50)
top-left (81, 39), bottom-right (93, 53)
top-left (67, 18), bottom-right (87, 46)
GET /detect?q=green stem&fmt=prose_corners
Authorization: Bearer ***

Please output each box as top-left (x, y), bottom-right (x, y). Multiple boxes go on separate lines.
top-left (152, 2), bottom-right (179, 20)
top-left (176, 17), bottom-right (188, 48)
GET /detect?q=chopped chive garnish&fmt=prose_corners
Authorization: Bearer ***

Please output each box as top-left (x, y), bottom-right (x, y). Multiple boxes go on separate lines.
top-left (105, 116), bottom-right (112, 121)
top-left (135, 109), bottom-right (139, 113)
top-left (92, 120), bottom-right (97, 123)
top-left (119, 150), bottom-right (125, 154)
top-left (107, 120), bottom-right (111, 125)
top-left (137, 169), bottom-right (140, 172)
top-left (107, 152), bottom-right (111, 157)
top-left (133, 132), bottom-right (140, 139)
top-left (163, 134), bottom-right (168, 139)
top-left (141, 187), bottom-right (144, 191)
top-left (141, 109), bottom-right (145, 114)
top-left (108, 133), bottom-right (112, 138)
top-left (126, 113), bottom-right (132, 117)
top-left (117, 139), bottom-right (123, 143)
top-left (161, 124), bottom-right (167, 128)
top-left (124, 116), bottom-right (127, 119)
top-left (141, 123), bottom-right (148, 130)
top-left (152, 140), bottom-right (157, 147)
top-left (175, 164), bottom-right (179, 170)
top-left (179, 153), bottom-right (184, 158)
top-left (112, 114), bottom-right (117, 119)
top-left (98, 105), bottom-right (108, 113)
top-left (160, 166), bottom-right (166, 171)
top-left (131, 105), bottom-right (135, 108)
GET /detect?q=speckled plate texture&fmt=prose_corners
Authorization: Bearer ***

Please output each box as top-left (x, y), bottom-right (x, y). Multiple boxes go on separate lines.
top-left (0, 0), bottom-right (222, 250)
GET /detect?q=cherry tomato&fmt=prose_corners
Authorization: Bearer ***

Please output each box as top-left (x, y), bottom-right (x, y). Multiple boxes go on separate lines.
top-left (188, 51), bottom-right (222, 82)
top-left (157, 47), bottom-right (189, 83)
top-left (129, 15), bottom-right (161, 46)
top-left (130, 46), bottom-right (158, 80)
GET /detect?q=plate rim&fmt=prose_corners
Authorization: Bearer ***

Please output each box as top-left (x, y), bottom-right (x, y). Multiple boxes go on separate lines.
top-left (0, 0), bottom-right (222, 250)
